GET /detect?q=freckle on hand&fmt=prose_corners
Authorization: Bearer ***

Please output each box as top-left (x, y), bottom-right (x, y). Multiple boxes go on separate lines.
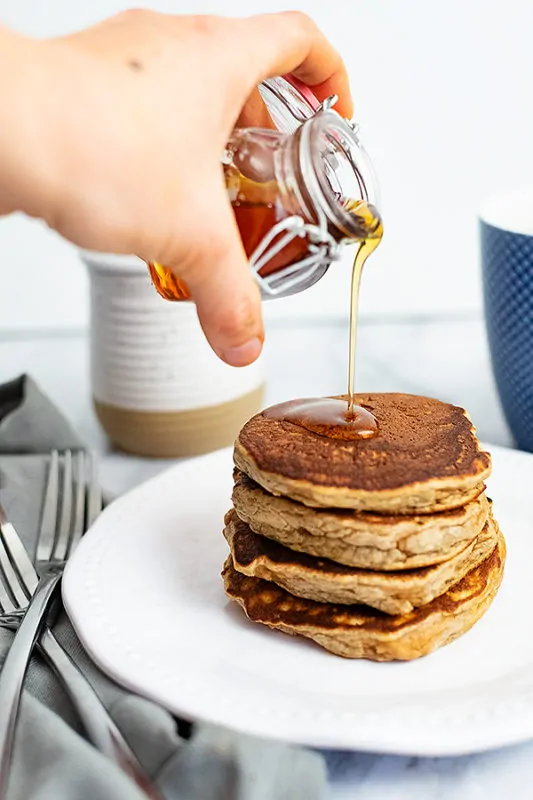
top-left (128, 59), bottom-right (143, 71)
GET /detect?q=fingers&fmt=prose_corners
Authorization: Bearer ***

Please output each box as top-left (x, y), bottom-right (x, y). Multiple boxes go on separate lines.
top-left (235, 11), bottom-right (353, 118)
top-left (234, 87), bottom-right (276, 130)
top-left (159, 174), bottom-right (264, 367)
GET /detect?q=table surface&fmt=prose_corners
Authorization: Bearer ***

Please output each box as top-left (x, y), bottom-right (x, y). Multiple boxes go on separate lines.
top-left (2, 315), bottom-right (531, 800)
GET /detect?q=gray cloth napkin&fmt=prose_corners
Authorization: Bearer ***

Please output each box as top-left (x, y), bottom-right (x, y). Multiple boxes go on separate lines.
top-left (0, 375), bottom-right (327, 800)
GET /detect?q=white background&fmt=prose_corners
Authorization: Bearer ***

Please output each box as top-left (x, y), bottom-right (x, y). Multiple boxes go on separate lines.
top-left (1, 0), bottom-right (533, 330)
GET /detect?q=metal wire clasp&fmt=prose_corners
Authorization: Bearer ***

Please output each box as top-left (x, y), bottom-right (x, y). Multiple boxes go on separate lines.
top-left (249, 215), bottom-right (344, 297)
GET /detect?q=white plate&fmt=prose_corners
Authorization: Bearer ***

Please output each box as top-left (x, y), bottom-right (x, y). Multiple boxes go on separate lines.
top-left (63, 443), bottom-right (533, 757)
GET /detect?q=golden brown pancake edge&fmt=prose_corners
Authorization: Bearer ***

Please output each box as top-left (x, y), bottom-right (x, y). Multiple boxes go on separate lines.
top-left (232, 470), bottom-right (490, 569)
top-left (222, 528), bottom-right (506, 661)
top-left (223, 509), bottom-right (499, 615)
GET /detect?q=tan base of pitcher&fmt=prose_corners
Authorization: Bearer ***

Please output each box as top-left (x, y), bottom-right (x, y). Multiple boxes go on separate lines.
top-left (94, 386), bottom-right (264, 458)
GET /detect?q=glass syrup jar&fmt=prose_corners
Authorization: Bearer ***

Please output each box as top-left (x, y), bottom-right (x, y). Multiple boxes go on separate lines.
top-left (148, 75), bottom-right (381, 301)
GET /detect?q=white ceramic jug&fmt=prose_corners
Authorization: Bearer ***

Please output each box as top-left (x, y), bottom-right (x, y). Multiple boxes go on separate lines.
top-left (81, 251), bottom-right (264, 457)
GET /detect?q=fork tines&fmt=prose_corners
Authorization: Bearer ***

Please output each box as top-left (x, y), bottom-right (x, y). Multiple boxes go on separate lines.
top-left (37, 450), bottom-right (101, 565)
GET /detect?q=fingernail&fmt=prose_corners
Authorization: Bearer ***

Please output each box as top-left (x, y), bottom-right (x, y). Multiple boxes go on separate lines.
top-left (220, 337), bottom-right (263, 367)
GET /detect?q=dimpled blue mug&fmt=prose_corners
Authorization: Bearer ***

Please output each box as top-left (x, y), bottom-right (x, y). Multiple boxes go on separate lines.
top-left (481, 188), bottom-right (533, 451)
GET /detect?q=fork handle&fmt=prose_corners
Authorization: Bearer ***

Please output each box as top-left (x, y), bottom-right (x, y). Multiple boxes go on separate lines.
top-left (39, 628), bottom-right (163, 799)
top-left (0, 571), bottom-right (61, 799)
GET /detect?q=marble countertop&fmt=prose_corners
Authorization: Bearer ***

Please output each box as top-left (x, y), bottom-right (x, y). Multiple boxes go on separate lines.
top-left (1, 315), bottom-right (530, 799)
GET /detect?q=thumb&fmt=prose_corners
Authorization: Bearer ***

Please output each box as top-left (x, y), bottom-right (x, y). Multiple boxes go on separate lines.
top-left (164, 175), bottom-right (264, 368)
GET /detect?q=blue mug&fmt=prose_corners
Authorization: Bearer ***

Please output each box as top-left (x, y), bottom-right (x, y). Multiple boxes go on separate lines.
top-left (481, 189), bottom-right (533, 450)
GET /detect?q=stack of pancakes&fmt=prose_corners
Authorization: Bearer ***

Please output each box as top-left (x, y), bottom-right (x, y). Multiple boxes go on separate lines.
top-left (222, 393), bottom-right (506, 661)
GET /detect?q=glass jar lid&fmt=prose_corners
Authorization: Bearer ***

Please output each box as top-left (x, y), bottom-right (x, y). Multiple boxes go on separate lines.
top-left (258, 75), bottom-right (380, 211)
top-left (301, 111), bottom-right (381, 236)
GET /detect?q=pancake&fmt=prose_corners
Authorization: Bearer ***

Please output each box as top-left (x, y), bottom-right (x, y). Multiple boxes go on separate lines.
top-left (232, 471), bottom-right (489, 570)
top-left (223, 527), bottom-right (505, 661)
top-left (234, 393), bottom-right (491, 513)
top-left (224, 509), bottom-right (499, 615)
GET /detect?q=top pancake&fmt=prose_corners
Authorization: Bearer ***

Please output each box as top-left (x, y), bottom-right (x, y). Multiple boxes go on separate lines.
top-left (234, 393), bottom-right (491, 513)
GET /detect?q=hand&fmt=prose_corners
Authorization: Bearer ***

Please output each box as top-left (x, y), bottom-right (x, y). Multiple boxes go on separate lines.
top-left (0, 12), bottom-right (352, 366)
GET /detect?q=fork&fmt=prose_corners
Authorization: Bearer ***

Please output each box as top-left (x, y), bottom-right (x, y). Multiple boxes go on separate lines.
top-left (0, 450), bottom-right (161, 799)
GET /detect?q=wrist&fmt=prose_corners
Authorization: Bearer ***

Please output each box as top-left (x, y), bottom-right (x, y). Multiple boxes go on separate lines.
top-left (0, 27), bottom-right (62, 219)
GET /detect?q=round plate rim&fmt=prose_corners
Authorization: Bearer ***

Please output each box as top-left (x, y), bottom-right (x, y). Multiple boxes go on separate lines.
top-left (62, 443), bottom-right (533, 756)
